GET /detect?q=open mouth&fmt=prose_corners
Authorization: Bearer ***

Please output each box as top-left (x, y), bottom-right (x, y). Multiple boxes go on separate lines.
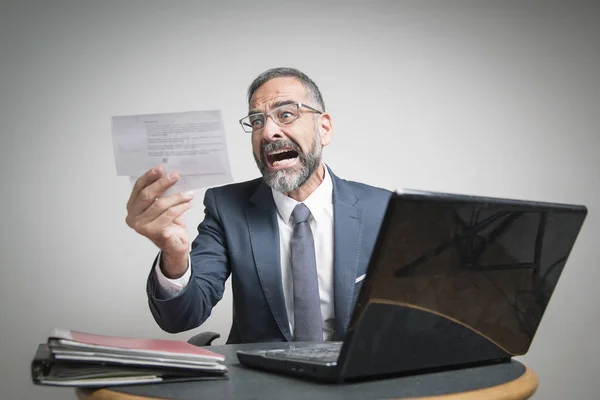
top-left (265, 148), bottom-right (299, 168)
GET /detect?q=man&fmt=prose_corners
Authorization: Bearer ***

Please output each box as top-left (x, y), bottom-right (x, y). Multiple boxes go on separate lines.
top-left (126, 67), bottom-right (391, 344)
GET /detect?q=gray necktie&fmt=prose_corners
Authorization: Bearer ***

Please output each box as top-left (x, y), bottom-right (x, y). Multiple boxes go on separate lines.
top-left (291, 203), bottom-right (323, 341)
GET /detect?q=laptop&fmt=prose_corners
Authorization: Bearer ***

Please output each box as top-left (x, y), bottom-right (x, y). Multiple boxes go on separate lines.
top-left (236, 189), bottom-right (587, 382)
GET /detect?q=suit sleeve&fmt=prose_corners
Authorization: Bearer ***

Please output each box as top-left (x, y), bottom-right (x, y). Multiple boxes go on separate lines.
top-left (146, 188), bottom-right (231, 333)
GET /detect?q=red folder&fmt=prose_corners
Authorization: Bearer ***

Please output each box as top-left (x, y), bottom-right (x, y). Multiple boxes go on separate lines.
top-left (48, 328), bottom-right (225, 362)
top-left (31, 328), bottom-right (227, 387)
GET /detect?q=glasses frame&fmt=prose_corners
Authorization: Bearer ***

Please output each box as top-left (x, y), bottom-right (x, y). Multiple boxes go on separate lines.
top-left (239, 102), bottom-right (323, 134)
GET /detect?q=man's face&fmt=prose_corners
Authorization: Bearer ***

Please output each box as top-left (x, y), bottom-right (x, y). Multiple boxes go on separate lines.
top-left (249, 77), bottom-right (330, 193)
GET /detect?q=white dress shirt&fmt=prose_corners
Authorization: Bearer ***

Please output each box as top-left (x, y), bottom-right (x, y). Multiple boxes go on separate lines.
top-left (154, 167), bottom-right (335, 341)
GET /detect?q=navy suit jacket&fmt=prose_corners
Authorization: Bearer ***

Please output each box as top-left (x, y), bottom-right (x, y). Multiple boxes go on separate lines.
top-left (147, 167), bottom-right (391, 343)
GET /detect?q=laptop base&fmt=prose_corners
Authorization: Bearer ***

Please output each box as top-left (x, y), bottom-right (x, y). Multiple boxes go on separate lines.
top-left (237, 347), bottom-right (340, 382)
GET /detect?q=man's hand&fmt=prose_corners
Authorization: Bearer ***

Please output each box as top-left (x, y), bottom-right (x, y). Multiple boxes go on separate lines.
top-left (126, 166), bottom-right (194, 278)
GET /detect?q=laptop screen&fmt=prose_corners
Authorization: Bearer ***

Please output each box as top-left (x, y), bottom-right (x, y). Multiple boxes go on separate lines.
top-left (350, 193), bottom-right (586, 356)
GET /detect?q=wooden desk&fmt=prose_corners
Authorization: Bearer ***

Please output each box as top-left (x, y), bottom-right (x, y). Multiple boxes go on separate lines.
top-left (76, 343), bottom-right (538, 400)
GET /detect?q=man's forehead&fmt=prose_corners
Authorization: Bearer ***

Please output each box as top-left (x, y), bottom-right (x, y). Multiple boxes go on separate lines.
top-left (249, 77), bottom-right (308, 110)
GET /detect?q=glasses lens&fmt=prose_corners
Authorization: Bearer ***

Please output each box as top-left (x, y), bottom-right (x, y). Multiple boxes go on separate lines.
top-left (240, 118), bottom-right (253, 132)
top-left (241, 114), bottom-right (264, 133)
top-left (273, 104), bottom-right (299, 125)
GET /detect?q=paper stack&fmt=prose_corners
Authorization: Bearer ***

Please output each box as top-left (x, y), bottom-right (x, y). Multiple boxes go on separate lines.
top-left (31, 328), bottom-right (227, 387)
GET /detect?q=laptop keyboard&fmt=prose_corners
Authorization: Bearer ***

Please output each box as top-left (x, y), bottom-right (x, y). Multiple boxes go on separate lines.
top-left (265, 342), bottom-right (342, 363)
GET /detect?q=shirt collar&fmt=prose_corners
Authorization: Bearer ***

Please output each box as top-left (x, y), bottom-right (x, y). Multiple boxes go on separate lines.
top-left (271, 164), bottom-right (333, 225)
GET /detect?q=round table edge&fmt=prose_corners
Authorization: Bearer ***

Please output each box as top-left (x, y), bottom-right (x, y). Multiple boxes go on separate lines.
top-left (76, 366), bottom-right (539, 400)
top-left (402, 366), bottom-right (538, 400)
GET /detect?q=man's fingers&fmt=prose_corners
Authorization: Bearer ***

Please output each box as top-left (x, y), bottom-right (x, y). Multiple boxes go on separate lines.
top-left (127, 166), bottom-right (164, 211)
top-left (135, 190), bottom-right (194, 226)
top-left (129, 171), bottom-right (182, 216)
top-left (144, 201), bottom-right (193, 237)
top-left (173, 215), bottom-right (186, 228)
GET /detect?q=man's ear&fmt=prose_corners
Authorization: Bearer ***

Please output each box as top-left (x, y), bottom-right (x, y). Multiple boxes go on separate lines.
top-left (318, 113), bottom-right (333, 146)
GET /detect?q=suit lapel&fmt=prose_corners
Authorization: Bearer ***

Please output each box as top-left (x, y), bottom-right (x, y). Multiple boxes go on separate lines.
top-left (246, 182), bottom-right (292, 341)
top-left (329, 168), bottom-right (364, 340)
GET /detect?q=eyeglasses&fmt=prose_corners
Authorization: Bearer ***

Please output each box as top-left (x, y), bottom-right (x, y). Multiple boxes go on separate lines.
top-left (239, 102), bottom-right (322, 134)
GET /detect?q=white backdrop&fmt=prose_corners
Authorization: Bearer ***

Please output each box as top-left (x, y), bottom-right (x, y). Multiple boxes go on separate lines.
top-left (1, 0), bottom-right (599, 398)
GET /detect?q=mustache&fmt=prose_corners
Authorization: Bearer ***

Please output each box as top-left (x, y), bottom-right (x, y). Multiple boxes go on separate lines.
top-left (260, 139), bottom-right (303, 158)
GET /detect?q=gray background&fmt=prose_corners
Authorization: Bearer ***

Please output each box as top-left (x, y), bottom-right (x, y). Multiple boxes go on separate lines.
top-left (1, 0), bottom-right (598, 398)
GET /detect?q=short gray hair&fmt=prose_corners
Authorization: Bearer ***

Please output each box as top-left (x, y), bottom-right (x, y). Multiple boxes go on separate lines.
top-left (247, 67), bottom-right (326, 112)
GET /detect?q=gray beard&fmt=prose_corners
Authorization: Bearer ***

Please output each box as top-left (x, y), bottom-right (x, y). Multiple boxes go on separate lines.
top-left (255, 133), bottom-right (322, 193)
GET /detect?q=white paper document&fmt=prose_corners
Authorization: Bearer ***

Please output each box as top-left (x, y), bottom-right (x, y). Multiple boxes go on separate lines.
top-left (112, 110), bottom-right (233, 193)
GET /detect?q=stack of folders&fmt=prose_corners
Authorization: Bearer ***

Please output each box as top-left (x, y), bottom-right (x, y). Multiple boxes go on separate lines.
top-left (31, 328), bottom-right (227, 387)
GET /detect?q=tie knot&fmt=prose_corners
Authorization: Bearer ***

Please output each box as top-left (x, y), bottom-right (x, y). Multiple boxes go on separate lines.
top-left (292, 203), bottom-right (311, 224)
